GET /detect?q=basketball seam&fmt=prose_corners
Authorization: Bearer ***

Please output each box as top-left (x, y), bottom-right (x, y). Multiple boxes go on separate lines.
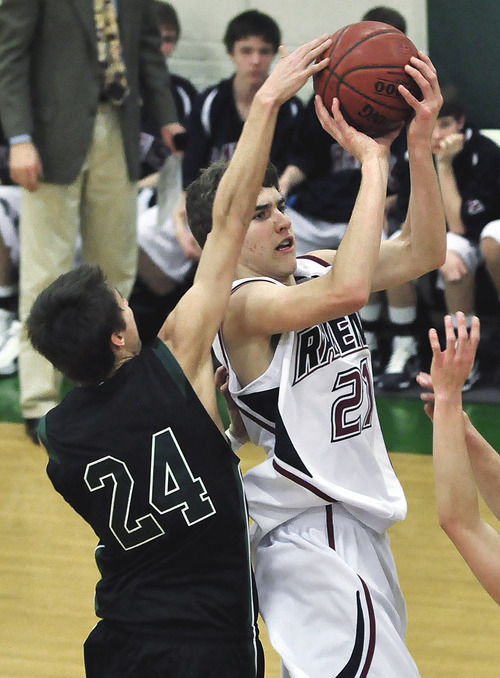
top-left (329, 28), bottom-right (401, 73)
top-left (318, 26), bottom-right (407, 111)
top-left (336, 66), bottom-right (411, 106)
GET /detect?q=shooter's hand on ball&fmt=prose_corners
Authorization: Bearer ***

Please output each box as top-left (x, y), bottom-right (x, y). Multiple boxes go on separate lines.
top-left (399, 51), bottom-right (442, 143)
top-left (314, 95), bottom-right (401, 163)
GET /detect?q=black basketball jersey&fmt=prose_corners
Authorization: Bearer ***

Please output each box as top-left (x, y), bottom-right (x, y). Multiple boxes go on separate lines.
top-left (39, 339), bottom-right (259, 645)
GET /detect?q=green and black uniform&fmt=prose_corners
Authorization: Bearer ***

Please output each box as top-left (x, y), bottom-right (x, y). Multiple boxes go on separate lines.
top-left (39, 338), bottom-right (263, 678)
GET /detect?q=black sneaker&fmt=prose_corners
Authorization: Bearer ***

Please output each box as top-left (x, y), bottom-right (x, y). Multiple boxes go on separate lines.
top-left (377, 335), bottom-right (420, 390)
top-left (25, 418), bottom-right (41, 446)
top-left (462, 360), bottom-right (481, 392)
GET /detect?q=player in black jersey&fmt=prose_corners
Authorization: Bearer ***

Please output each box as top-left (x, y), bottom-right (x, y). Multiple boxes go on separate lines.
top-left (24, 36), bottom-right (333, 678)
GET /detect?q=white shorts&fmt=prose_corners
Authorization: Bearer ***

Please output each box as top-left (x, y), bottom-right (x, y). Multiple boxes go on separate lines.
top-left (137, 205), bottom-right (194, 283)
top-left (391, 228), bottom-right (481, 290)
top-left (480, 218), bottom-right (500, 246)
top-left (253, 504), bottom-right (420, 678)
top-left (287, 206), bottom-right (348, 256)
top-left (0, 185), bottom-right (21, 265)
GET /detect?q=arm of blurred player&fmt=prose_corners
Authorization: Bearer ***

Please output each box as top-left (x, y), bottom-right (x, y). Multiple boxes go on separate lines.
top-left (419, 313), bottom-right (500, 605)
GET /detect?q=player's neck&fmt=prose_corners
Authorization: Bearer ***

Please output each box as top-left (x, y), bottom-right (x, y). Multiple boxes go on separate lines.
top-left (235, 261), bottom-right (297, 287)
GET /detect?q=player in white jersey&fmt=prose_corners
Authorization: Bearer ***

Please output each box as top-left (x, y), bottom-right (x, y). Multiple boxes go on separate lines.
top-left (191, 52), bottom-right (445, 677)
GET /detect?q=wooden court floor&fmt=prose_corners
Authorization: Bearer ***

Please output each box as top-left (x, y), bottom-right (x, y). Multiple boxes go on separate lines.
top-left (1, 422), bottom-right (499, 677)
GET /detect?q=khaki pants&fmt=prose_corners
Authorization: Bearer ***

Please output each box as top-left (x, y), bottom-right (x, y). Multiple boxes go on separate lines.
top-left (19, 104), bottom-right (137, 418)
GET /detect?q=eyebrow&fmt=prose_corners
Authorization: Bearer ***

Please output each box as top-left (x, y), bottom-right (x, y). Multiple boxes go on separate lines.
top-left (255, 197), bottom-right (285, 211)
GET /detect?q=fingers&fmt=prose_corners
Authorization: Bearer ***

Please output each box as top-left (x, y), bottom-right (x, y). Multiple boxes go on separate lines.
top-left (455, 311), bottom-right (480, 361)
top-left (416, 371), bottom-right (432, 389)
top-left (423, 402), bottom-right (434, 421)
top-left (405, 54), bottom-right (439, 94)
top-left (428, 326), bottom-right (441, 359)
top-left (214, 365), bottom-right (228, 391)
top-left (469, 314), bottom-right (480, 351)
top-left (444, 313), bottom-right (456, 351)
top-left (416, 50), bottom-right (437, 75)
top-left (399, 53), bottom-right (441, 115)
top-left (278, 45), bottom-right (289, 59)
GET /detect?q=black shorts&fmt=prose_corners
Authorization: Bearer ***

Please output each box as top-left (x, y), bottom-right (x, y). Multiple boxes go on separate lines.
top-left (83, 620), bottom-right (264, 678)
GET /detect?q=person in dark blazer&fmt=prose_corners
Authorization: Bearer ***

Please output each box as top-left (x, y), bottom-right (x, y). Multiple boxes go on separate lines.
top-left (0, 0), bottom-right (182, 444)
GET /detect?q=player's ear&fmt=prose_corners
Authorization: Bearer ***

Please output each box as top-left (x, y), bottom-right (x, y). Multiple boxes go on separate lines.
top-left (110, 332), bottom-right (125, 350)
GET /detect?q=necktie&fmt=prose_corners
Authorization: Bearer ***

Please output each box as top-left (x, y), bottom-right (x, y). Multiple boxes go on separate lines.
top-left (94, 0), bottom-right (130, 105)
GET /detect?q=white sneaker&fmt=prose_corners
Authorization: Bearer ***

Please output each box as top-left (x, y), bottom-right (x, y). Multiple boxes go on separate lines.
top-left (0, 319), bottom-right (21, 376)
top-left (378, 335), bottom-right (420, 390)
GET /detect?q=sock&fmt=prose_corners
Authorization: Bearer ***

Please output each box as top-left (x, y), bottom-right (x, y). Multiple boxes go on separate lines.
top-left (387, 304), bottom-right (417, 337)
top-left (359, 301), bottom-right (382, 323)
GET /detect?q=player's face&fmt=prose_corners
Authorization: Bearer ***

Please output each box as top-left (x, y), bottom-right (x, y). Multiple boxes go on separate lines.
top-left (114, 290), bottom-right (142, 356)
top-left (230, 36), bottom-right (275, 87)
top-left (431, 115), bottom-right (465, 153)
top-left (159, 24), bottom-right (178, 59)
top-left (239, 186), bottom-right (296, 283)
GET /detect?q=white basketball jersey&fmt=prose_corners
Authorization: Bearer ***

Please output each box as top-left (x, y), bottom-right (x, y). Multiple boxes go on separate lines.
top-left (213, 256), bottom-right (407, 544)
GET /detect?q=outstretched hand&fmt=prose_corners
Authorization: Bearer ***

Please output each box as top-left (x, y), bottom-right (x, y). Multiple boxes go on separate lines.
top-left (416, 312), bottom-right (480, 419)
top-left (258, 35), bottom-right (332, 106)
top-left (215, 366), bottom-right (249, 446)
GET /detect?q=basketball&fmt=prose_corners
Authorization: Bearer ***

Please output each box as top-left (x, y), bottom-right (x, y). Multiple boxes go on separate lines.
top-left (313, 21), bottom-right (421, 137)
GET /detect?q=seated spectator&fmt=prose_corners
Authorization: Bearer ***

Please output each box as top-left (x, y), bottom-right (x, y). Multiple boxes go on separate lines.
top-left (362, 5), bottom-right (406, 32)
top-left (173, 9), bottom-right (303, 260)
top-left (480, 213), bottom-right (500, 318)
top-left (0, 125), bottom-right (21, 375)
top-left (279, 6), bottom-right (406, 256)
top-left (131, 2), bottom-right (198, 342)
top-left (377, 85), bottom-right (500, 391)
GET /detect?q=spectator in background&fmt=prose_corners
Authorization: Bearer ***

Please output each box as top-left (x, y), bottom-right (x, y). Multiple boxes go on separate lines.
top-left (363, 5), bottom-right (406, 33)
top-left (378, 85), bottom-right (500, 391)
top-left (479, 209), bottom-right (500, 331)
top-left (278, 6), bottom-right (407, 257)
top-left (0, 122), bottom-right (21, 376)
top-left (0, 0), bottom-right (182, 444)
top-left (133, 1), bottom-right (199, 342)
top-left (174, 9), bottom-right (303, 260)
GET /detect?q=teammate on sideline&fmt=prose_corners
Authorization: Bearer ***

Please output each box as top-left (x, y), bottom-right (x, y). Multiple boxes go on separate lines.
top-left (189, 52), bottom-right (446, 676)
top-left (418, 312), bottom-right (500, 606)
top-left (24, 36), bottom-right (333, 678)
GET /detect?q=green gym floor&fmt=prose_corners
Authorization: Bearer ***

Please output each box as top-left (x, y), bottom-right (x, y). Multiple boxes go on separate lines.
top-left (1, 372), bottom-right (499, 454)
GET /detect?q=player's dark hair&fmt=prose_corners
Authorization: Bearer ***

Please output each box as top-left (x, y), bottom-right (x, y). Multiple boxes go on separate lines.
top-left (26, 264), bottom-right (126, 385)
top-left (154, 1), bottom-right (180, 38)
top-left (223, 10), bottom-right (281, 55)
top-left (438, 84), bottom-right (466, 120)
top-left (186, 159), bottom-right (279, 248)
top-left (362, 6), bottom-right (407, 34)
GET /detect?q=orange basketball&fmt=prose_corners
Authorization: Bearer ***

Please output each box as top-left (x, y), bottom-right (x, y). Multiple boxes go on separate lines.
top-left (313, 21), bottom-right (421, 137)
